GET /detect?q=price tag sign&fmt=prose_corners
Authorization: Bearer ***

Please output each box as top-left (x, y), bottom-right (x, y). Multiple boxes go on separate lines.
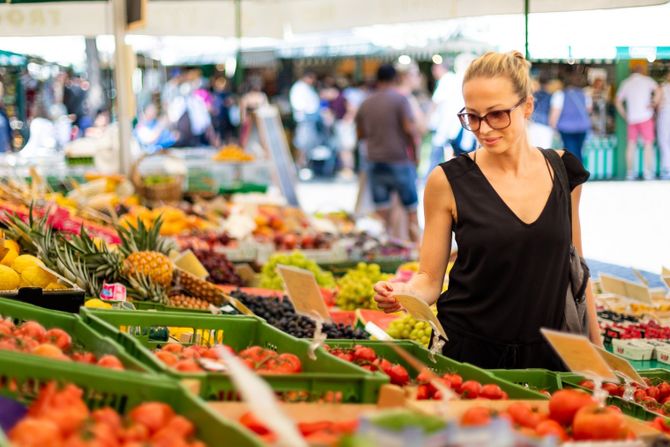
top-left (235, 264), bottom-right (257, 285)
top-left (541, 328), bottom-right (618, 383)
top-left (365, 321), bottom-right (393, 341)
top-left (599, 273), bottom-right (652, 305)
top-left (596, 347), bottom-right (645, 386)
top-left (276, 265), bottom-right (331, 322)
top-left (174, 250), bottom-right (209, 279)
top-left (393, 294), bottom-right (447, 340)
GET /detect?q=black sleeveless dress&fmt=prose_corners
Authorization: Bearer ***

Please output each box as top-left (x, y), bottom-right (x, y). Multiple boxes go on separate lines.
top-left (437, 150), bottom-right (589, 370)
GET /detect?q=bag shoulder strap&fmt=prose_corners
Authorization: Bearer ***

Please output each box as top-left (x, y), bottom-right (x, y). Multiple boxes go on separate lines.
top-left (541, 148), bottom-right (573, 231)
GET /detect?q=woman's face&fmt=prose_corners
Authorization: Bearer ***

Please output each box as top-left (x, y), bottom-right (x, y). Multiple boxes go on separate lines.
top-left (462, 76), bottom-right (532, 155)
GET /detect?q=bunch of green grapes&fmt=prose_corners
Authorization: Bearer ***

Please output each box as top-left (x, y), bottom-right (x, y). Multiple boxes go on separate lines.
top-left (335, 262), bottom-right (392, 310)
top-left (386, 314), bottom-right (432, 347)
top-left (260, 251), bottom-right (336, 290)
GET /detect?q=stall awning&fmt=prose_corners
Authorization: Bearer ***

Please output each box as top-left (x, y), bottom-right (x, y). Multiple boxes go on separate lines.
top-left (0, 48), bottom-right (27, 66)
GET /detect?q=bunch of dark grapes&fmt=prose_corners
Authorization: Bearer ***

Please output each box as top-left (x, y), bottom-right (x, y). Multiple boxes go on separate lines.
top-left (192, 250), bottom-right (243, 286)
top-left (230, 290), bottom-right (368, 340)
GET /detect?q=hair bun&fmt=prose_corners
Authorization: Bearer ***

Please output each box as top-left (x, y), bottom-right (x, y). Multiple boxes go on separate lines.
top-left (510, 51), bottom-right (526, 61)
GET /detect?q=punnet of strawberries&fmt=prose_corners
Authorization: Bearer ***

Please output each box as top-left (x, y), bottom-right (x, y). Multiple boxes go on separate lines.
top-left (8, 382), bottom-right (206, 447)
top-left (324, 345), bottom-right (508, 400)
top-left (153, 343), bottom-right (302, 374)
top-left (0, 318), bottom-right (124, 370)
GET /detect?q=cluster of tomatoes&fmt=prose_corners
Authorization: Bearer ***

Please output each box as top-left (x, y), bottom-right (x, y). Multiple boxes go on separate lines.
top-left (460, 389), bottom-right (633, 442)
top-left (9, 382), bottom-right (205, 447)
top-left (0, 319), bottom-right (124, 370)
top-left (153, 343), bottom-right (303, 374)
top-left (581, 378), bottom-right (670, 416)
top-left (324, 345), bottom-right (410, 386)
top-left (239, 411), bottom-right (358, 445)
top-left (415, 371), bottom-right (508, 401)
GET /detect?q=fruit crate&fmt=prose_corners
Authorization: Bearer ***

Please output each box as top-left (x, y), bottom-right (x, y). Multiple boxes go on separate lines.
top-left (0, 286), bottom-right (85, 313)
top-left (0, 350), bottom-right (262, 447)
top-left (559, 372), bottom-right (660, 421)
top-left (487, 369), bottom-right (563, 396)
top-left (79, 308), bottom-right (387, 403)
top-left (0, 297), bottom-right (149, 372)
top-left (324, 340), bottom-right (547, 400)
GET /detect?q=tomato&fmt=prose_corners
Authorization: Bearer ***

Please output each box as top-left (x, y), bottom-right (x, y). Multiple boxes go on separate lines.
top-left (96, 355), bottom-right (124, 370)
top-left (9, 417), bottom-right (64, 447)
top-left (201, 347), bottom-right (221, 360)
top-left (603, 382), bottom-right (622, 397)
top-left (91, 407), bottom-right (122, 431)
top-left (155, 350), bottom-right (179, 366)
top-left (416, 370), bottom-right (432, 384)
top-left (122, 423), bottom-right (150, 442)
top-left (376, 358), bottom-right (393, 375)
top-left (15, 336), bottom-right (39, 352)
top-left (298, 421), bottom-right (333, 436)
top-left (72, 352), bottom-right (97, 364)
top-left (459, 380), bottom-right (482, 399)
top-left (32, 343), bottom-right (67, 360)
top-left (479, 384), bottom-right (504, 400)
top-left (332, 419), bottom-right (358, 434)
top-left (535, 419), bottom-right (568, 441)
top-left (181, 346), bottom-right (202, 359)
top-left (579, 380), bottom-right (595, 390)
top-left (641, 396), bottom-right (660, 410)
top-left (353, 345), bottom-right (377, 363)
top-left (548, 389), bottom-right (595, 426)
top-left (162, 343), bottom-right (183, 353)
top-left (44, 328), bottom-right (72, 351)
top-left (129, 402), bottom-right (175, 434)
top-left (651, 416), bottom-right (670, 434)
top-left (239, 412), bottom-right (271, 435)
top-left (572, 404), bottom-right (627, 440)
top-left (416, 384), bottom-right (432, 400)
top-left (443, 373), bottom-right (463, 392)
top-left (647, 386), bottom-right (661, 401)
top-left (15, 321), bottom-right (47, 341)
top-left (276, 353), bottom-right (302, 373)
top-left (166, 415), bottom-right (196, 438)
top-left (0, 338), bottom-right (17, 351)
top-left (460, 406), bottom-right (492, 426)
top-left (335, 352), bottom-right (354, 362)
top-left (634, 389), bottom-right (648, 402)
top-left (658, 382), bottom-right (670, 400)
top-left (507, 402), bottom-right (547, 429)
top-left (388, 364), bottom-right (410, 386)
top-left (174, 359), bottom-right (203, 372)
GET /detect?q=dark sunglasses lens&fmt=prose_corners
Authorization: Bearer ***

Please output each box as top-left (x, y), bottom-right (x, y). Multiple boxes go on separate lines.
top-left (463, 114), bottom-right (480, 130)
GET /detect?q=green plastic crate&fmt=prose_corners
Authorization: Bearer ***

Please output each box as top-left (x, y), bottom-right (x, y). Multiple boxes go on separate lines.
top-left (0, 350), bottom-right (262, 447)
top-left (80, 308), bottom-right (386, 403)
top-left (488, 369), bottom-right (563, 395)
top-left (325, 340), bottom-right (547, 400)
top-left (0, 298), bottom-right (149, 372)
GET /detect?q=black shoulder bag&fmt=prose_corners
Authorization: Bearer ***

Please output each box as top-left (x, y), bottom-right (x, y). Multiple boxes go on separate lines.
top-left (541, 149), bottom-right (591, 336)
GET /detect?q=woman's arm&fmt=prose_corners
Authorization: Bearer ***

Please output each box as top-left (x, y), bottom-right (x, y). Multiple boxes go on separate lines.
top-left (570, 184), bottom-right (602, 346)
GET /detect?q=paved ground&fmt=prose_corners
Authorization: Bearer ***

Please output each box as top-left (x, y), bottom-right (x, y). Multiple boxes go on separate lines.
top-left (297, 178), bottom-right (670, 276)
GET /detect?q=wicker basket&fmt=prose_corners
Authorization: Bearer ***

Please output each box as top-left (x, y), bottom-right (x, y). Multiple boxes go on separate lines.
top-left (130, 152), bottom-right (185, 205)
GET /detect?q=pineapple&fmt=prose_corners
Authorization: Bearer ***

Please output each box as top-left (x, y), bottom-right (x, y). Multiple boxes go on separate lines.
top-left (174, 268), bottom-right (225, 306)
top-left (124, 251), bottom-right (173, 287)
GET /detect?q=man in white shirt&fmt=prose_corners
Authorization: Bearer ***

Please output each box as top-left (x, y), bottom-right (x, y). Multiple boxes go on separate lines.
top-left (615, 65), bottom-right (662, 180)
top-left (289, 71), bottom-right (321, 170)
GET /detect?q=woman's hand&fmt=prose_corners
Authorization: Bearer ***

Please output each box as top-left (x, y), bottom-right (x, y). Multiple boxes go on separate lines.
top-left (373, 281), bottom-right (417, 313)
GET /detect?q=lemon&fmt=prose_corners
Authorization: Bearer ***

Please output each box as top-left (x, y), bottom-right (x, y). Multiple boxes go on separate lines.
top-left (84, 298), bottom-right (113, 309)
top-left (21, 265), bottom-right (57, 288)
top-left (0, 265), bottom-right (20, 290)
top-left (11, 255), bottom-right (44, 274)
top-left (45, 282), bottom-right (67, 290)
top-left (0, 247), bottom-right (18, 267)
top-left (3, 240), bottom-right (20, 254)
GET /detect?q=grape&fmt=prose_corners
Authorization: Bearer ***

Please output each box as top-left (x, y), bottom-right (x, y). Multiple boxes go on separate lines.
top-left (230, 289), bottom-right (368, 340)
top-left (259, 252), bottom-right (335, 290)
top-left (192, 249), bottom-right (243, 286)
top-left (334, 263), bottom-right (393, 310)
top-left (386, 314), bottom-right (432, 347)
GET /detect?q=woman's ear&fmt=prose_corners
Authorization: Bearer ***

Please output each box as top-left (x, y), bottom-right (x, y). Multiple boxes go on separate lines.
top-left (524, 96), bottom-right (534, 119)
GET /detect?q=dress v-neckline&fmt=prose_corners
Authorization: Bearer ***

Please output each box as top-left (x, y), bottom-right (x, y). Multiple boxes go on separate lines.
top-left (465, 152), bottom-right (556, 227)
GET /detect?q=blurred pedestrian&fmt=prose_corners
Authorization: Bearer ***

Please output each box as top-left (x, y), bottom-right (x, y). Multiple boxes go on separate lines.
top-left (211, 76), bottom-right (236, 143)
top-left (615, 65), bottom-right (662, 180)
top-left (0, 82), bottom-right (11, 152)
top-left (290, 70), bottom-right (321, 172)
top-left (356, 64), bottom-right (419, 243)
top-left (395, 62), bottom-right (428, 165)
top-left (528, 74), bottom-right (554, 148)
top-left (239, 76), bottom-right (268, 146)
top-left (656, 71), bottom-right (670, 179)
top-left (136, 103), bottom-right (176, 153)
top-left (549, 74), bottom-right (592, 163)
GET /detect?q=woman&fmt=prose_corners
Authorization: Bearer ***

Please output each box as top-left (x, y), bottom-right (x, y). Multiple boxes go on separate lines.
top-left (657, 72), bottom-right (670, 179)
top-left (239, 76), bottom-right (268, 147)
top-left (373, 51), bottom-right (600, 370)
top-left (549, 74), bottom-right (592, 162)
top-left (395, 62), bottom-right (428, 164)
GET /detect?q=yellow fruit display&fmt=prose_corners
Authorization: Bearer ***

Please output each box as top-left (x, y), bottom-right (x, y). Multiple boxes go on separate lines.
top-left (11, 254), bottom-right (44, 274)
top-left (213, 144), bottom-right (254, 162)
top-left (21, 265), bottom-right (57, 288)
top-left (0, 265), bottom-right (20, 290)
top-left (124, 251), bottom-right (174, 287)
top-left (84, 298), bottom-right (113, 309)
top-left (45, 282), bottom-right (68, 290)
top-left (3, 240), bottom-right (20, 254)
top-left (0, 247), bottom-right (18, 267)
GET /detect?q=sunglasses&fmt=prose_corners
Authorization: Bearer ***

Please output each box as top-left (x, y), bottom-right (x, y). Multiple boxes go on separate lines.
top-left (457, 97), bottom-right (527, 132)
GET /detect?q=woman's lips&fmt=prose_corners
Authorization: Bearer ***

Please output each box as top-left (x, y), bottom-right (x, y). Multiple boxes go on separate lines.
top-left (482, 137), bottom-right (502, 145)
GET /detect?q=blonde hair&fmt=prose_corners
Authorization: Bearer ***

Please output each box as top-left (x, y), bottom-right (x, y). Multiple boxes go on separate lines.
top-left (463, 51), bottom-right (532, 99)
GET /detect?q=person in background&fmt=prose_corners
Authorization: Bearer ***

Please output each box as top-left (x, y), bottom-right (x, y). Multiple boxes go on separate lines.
top-left (333, 77), bottom-right (358, 179)
top-left (428, 59), bottom-right (451, 170)
top-left (0, 82), bottom-right (12, 152)
top-left (528, 74), bottom-right (554, 148)
top-left (373, 51), bottom-right (598, 370)
top-left (356, 64), bottom-right (420, 243)
top-left (239, 75), bottom-right (269, 147)
top-left (63, 72), bottom-right (89, 136)
top-left (50, 104), bottom-right (72, 149)
top-left (585, 77), bottom-right (609, 136)
top-left (615, 65), bottom-right (662, 180)
top-left (135, 103), bottom-right (176, 153)
top-left (211, 76), bottom-right (236, 143)
top-left (395, 62), bottom-right (428, 165)
top-left (19, 101), bottom-right (57, 157)
top-left (84, 109), bottom-right (111, 139)
top-left (657, 72), bottom-right (670, 180)
top-left (549, 74), bottom-right (592, 163)
top-left (290, 70), bottom-right (321, 172)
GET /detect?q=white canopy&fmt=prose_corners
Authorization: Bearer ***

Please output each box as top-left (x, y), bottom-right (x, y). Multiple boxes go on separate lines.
top-left (0, 0), bottom-right (667, 37)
